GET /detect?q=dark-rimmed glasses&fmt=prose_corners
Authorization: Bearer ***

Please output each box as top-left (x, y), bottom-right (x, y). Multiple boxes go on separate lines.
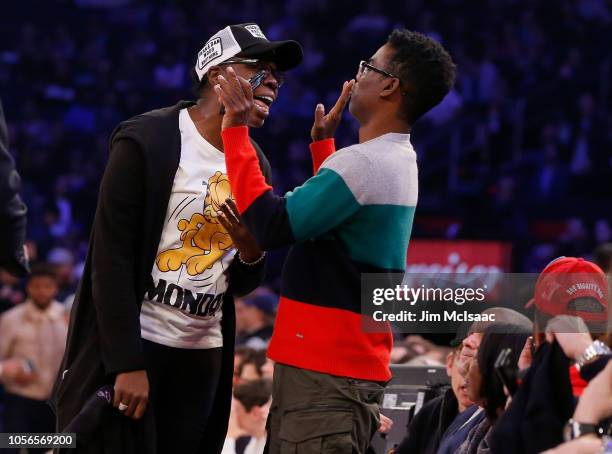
top-left (218, 58), bottom-right (285, 87)
top-left (358, 60), bottom-right (399, 79)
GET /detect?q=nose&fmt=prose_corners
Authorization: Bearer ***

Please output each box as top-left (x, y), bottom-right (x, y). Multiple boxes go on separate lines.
top-left (263, 71), bottom-right (279, 90)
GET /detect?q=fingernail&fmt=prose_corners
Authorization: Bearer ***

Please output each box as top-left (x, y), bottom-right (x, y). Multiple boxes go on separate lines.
top-left (317, 104), bottom-right (323, 110)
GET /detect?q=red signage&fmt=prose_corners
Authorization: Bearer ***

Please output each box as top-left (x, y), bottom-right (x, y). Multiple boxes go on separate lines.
top-left (406, 240), bottom-right (512, 273)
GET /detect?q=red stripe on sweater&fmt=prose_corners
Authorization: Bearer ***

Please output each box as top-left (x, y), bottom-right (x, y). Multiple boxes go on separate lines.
top-left (309, 138), bottom-right (335, 174)
top-left (221, 126), bottom-right (272, 214)
top-left (267, 296), bottom-right (393, 381)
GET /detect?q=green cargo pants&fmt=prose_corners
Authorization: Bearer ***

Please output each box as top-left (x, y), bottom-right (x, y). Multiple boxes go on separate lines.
top-left (265, 363), bottom-right (385, 454)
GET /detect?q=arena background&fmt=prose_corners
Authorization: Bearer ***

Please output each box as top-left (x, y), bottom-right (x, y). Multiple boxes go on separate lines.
top-left (1, 0), bottom-right (611, 317)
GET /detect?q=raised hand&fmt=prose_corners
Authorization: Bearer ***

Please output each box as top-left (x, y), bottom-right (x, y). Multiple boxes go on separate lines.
top-left (311, 79), bottom-right (355, 142)
top-left (214, 67), bottom-right (262, 129)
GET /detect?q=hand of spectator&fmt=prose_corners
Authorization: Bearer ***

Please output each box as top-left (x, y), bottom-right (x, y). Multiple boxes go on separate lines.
top-left (0, 358), bottom-right (36, 385)
top-left (378, 413), bottom-right (393, 433)
top-left (518, 336), bottom-right (534, 370)
top-left (219, 198), bottom-right (263, 263)
top-left (545, 315), bottom-right (593, 360)
top-left (114, 369), bottom-right (149, 419)
top-left (215, 67), bottom-right (257, 129)
top-left (311, 80), bottom-right (355, 142)
top-left (541, 435), bottom-right (603, 454)
top-left (573, 360), bottom-right (612, 424)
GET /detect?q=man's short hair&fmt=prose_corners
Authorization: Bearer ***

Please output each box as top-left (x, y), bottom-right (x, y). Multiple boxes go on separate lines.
top-left (234, 379), bottom-right (272, 412)
top-left (29, 263), bottom-right (57, 282)
top-left (386, 29), bottom-right (456, 124)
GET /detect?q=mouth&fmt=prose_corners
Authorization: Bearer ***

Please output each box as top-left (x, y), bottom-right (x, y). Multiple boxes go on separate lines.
top-left (253, 95), bottom-right (274, 110)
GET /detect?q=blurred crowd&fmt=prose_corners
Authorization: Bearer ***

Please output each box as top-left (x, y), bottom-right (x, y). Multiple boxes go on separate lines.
top-left (0, 0), bottom-right (610, 287)
top-left (1, 0), bottom-right (612, 452)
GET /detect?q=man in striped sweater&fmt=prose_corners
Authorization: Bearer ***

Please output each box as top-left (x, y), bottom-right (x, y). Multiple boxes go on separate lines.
top-left (215, 30), bottom-right (456, 453)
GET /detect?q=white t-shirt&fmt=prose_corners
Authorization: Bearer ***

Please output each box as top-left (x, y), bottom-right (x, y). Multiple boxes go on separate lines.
top-left (140, 108), bottom-right (236, 349)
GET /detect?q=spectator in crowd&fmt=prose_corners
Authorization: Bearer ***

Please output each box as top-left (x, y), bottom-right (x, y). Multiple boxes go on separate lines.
top-left (436, 308), bottom-right (532, 454)
top-left (235, 289), bottom-right (277, 349)
top-left (395, 343), bottom-right (474, 454)
top-left (490, 314), bottom-right (610, 454)
top-left (527, 257), bottom-right (609, 396)
top-left (456, 323), bottom-right (532, 454)
top-left (0, 264), bottom-right (68, 451)
top-left (222, 379), bottom-right (272, 454)
top-left (234, 345), bottom-right (256, 387)
top-left (236, 349), bottom-right (266, 385)
top-left (489, 256), bottom-right (611, 454)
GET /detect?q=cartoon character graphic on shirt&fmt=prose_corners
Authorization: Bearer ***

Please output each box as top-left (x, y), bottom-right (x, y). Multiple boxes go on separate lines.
top-left (156, 171), bottom-right (233, 275)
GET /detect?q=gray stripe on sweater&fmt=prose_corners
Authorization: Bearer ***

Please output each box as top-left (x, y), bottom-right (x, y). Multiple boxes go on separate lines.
top-left (321, 133), bottom-right (418, 206)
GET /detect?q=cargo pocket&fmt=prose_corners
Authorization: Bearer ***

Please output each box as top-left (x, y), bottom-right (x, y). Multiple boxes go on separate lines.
top-left (279, 406), bottom-right (354, 454)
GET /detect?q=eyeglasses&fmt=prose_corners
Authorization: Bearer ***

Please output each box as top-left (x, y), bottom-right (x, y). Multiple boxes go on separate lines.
top-left (218, 58), bottom-right (285, 87)
top-left (357, 60), bottom-right (399, 80)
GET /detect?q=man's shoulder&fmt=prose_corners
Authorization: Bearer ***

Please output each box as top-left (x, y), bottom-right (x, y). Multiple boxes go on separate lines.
top-left (0, 302), bottom-right (27, 323)
top-left (111, 101), bottom-right (195, 146)
top-left (320, 143), bottom-right (371, 172)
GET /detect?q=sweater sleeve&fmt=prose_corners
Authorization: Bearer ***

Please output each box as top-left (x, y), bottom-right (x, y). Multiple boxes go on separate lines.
top-left (91, 138), bottom-right (147, 375)
top-left (221, 126), bottom-right (367, 250)
top-left (309, 138), bottom-right (335, 174)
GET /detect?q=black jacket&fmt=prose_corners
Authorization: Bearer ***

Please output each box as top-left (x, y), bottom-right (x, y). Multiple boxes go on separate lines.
top-left (395, 386), bottom-right (459, 454)
top-left (489, 341), bottom-right (575, 454)
top-left (0, 98), bottom-right (28, 277)
top-left (50, 101), bottom-right (271, 454)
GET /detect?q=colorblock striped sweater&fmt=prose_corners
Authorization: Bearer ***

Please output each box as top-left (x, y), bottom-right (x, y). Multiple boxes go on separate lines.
top-left (222, 126), bottom-right (418, 381)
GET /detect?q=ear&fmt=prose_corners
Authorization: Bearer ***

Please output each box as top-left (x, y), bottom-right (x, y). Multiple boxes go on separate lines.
top-left (380, 77), bottom-right (401, 98)
top-left (206, 66), bottom-right (222, 86)
top-left (445, 351), bottom-right (454, 377)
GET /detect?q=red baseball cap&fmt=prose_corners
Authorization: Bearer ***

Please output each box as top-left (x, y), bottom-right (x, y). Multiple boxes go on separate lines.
top-left (526, 257), bottom-right (609, 323)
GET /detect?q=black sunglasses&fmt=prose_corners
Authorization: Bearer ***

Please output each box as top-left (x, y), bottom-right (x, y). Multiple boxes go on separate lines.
top-left (218, 58), bottom-right (285, 87)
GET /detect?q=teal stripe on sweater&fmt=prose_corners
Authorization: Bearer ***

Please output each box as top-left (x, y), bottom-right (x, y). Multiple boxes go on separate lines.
top-left (285, 168), bottom-right (361, 242)
top-left (336, 204), bottom-right (416, 270)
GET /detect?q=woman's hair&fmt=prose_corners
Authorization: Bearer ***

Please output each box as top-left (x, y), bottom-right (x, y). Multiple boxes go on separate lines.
top-left (477, 323), bottom-right (531, 421)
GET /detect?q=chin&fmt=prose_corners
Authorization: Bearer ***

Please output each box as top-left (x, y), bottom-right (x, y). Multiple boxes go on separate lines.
top-left (348, 100), bottom-right (361, 122)
top-left (248, 112), bottom-right (267, 129)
